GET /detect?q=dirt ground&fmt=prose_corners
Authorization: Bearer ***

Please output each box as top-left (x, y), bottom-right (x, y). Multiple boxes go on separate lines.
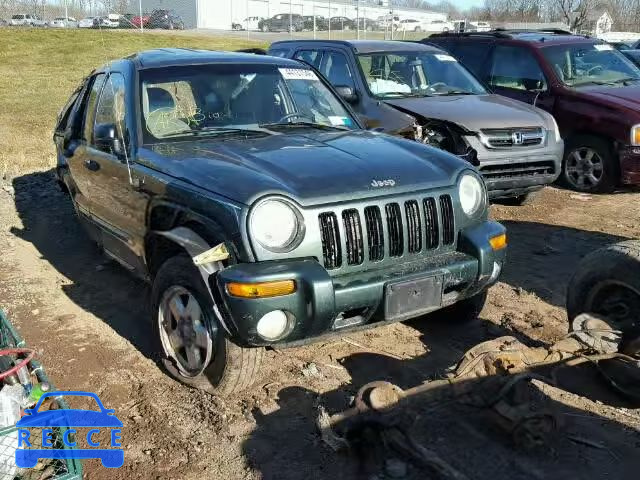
top-left (0, 172), bottom-right (639, 480)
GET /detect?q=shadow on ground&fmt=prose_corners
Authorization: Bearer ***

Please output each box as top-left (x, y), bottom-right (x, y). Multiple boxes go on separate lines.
top-left (10, 171), bottom-right (640, 479)
top-left (499, 220), bottom-right (626, 308)
top-left (243, 321), bottom-right (640, 480)
top-left (10, 170), bottom-right (154, 360)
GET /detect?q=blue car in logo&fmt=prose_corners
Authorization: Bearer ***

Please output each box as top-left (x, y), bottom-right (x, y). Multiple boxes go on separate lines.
top-left (16, 391), bottom-right (124, 468)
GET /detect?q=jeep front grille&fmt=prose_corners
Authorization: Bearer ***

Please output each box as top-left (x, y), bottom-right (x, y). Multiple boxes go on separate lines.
top-left (319, 212), bottom-right (342, 269)
top-left (319, 194), bottom-right (455, 270)
top-left (480, 127), bottom-right (545, 148)
top-left (364, 206), bottom-right (384, 261)
top-left (342, 209), bottom-right (364, 265)
top-left (480, 160), bottom-right (556, 180)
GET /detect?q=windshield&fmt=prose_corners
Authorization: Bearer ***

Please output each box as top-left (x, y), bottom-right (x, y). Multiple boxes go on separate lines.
top-left (357, 51), bottom-right (486, 98)
top-left (541, 43), bottom-right (640, 87)
top-left (139, 64), bottom-right (357, 142)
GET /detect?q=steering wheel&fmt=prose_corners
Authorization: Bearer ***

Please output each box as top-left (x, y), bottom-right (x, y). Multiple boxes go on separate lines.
top-left (278, 112), bottom-right (315, 123)
top-left (586, 65), bottom-right (604, 76)
top-left (427, 82), bottom-right (448, 92)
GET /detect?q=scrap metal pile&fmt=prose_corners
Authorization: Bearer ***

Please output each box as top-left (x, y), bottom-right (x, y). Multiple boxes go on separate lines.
top-left (317, 313), bottom-right (640, 479)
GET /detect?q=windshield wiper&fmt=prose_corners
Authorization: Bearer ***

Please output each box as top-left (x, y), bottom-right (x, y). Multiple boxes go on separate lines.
top-left (259, 121), bottom-right (350, 131)
top-left (380, 91), bottom-right (431, 98)
top-left (159, 126), bottom-right (269, 139)
top-left (433, 89), bottom-right (475, 96)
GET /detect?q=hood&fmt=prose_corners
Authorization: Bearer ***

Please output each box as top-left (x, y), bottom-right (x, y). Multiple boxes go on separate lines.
top-left (577, 84), bottom-right (640, 113)
top-left (140, 130), bottom-right (466, 207)
top-left (383, 94), bottom-right (548, 131)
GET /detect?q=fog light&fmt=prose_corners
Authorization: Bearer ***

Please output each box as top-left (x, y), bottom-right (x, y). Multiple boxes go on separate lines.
top-left (489, 233), bottom-right (507, 251)
top-left (256, 310), bottom-right (292, 341)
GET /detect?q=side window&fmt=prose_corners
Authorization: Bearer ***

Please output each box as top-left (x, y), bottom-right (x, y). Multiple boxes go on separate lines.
top-left (55, 87), bottom-right (82, 134)
top-left (451, 42), bottom-right (492, 78)
top-left (294, 50), bottom-right (322, 69)
top-left (321, 51), bottom-right (355, 89)
top-left (93, 73), bottom-right (127, 150)
top-left (490, 45), bottom-right (547, 91)
top-left (268, 48), bottom-right (289, 58)
top-left (82, 73), bottom-right (106, 141)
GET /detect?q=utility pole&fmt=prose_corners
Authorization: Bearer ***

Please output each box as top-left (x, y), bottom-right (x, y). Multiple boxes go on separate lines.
top-left (139, 0), bottom-right (143, 32)
top-left (356, 0), bottom-right (360, 40)
top-left (246, 0), bottom-right (249, 40)
top-left (313, 1), bottom-right (316, 39)
top-left (328, 0), bottom-right (331, 39)
top-left (64, 0), bottom-right (68, 21)
top-left (289, 0), bottom-right (292, 38)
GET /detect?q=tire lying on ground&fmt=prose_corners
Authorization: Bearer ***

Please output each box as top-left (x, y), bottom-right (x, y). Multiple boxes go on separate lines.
top-left (151, 255), bottom-right (263, 396)
top-left (566, 241), bottom-right (640, 336)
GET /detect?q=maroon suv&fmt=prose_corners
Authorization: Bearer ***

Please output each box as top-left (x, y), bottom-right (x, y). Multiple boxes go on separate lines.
top-left (427, 30), bottom-right (640, 193)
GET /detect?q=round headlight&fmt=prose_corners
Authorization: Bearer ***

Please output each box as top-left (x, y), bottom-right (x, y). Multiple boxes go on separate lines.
top-left (458, 173), bottom-right (484, 217)
top-left (250, 199), bottom-right (301, 251)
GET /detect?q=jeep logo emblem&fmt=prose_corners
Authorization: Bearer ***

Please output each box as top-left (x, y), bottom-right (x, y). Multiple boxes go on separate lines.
top-left (511, 132), bottom-right (524, 145)
top-left (371, 179), bottom-right (396, 188)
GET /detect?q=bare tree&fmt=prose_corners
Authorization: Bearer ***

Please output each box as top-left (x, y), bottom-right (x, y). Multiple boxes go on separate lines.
top-left (555, 0), bottom-right (595, 30)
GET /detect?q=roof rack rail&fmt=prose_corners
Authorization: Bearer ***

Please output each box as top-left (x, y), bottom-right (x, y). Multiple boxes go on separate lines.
top-left (429, 28), bottom-right (574, 39)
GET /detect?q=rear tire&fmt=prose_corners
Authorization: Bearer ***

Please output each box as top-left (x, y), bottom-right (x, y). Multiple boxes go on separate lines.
top-left (567, 241), bottom-right (640, 331)
top-left (562, 135), bottom-right (617, 193)
top-left (151, 255), bottom-right (263, 396)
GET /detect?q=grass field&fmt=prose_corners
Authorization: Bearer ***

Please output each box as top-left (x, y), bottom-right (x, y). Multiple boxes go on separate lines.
top-left (0, 29), bottom-right (266, 176)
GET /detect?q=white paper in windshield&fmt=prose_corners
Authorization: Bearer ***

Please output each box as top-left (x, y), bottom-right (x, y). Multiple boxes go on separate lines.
top-left (369, 78), bottom-right (412, 95)
top-left (279, 68), bottom-right (319, 81)
top-left (435, 54), bottom-right (456, 62)
top-left (594, 44), bottom-right (614, 51)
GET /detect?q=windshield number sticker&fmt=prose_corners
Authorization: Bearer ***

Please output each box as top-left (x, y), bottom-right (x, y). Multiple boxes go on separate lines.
top-left (279, 68), bottom-right (319, 81)
top-left (435, 54), bottom-right (456, 62)
top-left (594, 44), bottom-right (613, 51)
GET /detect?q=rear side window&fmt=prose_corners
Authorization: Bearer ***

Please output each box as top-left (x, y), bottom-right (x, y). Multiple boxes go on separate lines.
top-left (490, 45), bottom-right (547, 91)
top-left (321, 51), bottom-right (355, 89)
top-left (82, 74), bottom-right (106, 141)
top-left (268, 48), bottom-right (289, 58)
top-left (450, 41), bottom-right (493, 78)
top-left (294, 50), bottom-right (322, 68)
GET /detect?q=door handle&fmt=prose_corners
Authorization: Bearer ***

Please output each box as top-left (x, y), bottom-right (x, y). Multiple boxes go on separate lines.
top-left (84, 159), bottom-right (100, 172)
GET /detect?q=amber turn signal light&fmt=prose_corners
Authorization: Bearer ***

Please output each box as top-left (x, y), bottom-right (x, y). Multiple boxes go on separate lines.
top-left (227, 280), bottom-right (296, 298)
top-left (489, 233), bottom-right (507, 251)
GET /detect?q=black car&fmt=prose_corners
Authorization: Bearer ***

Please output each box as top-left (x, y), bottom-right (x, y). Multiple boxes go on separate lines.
top-left (148, 9), bottom-right (184, 29)
top-left (329, 16), bottom-right (355, 31)
top-left (302, 15), bottom-right (328, 31)
top-left (621, 49), bottom-right (640, 68)
top-left (258, 13), bottom-right (304, 32)
top-left (53, 49), bottom-right (506, 395)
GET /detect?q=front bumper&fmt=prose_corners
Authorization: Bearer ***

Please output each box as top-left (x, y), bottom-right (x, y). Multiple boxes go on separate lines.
top-left (464, 136), bottom-right (563, 199)
top-left (619, 146), bottom-right (640, 186)
top-left (213, 221), bottom-right (506, 347)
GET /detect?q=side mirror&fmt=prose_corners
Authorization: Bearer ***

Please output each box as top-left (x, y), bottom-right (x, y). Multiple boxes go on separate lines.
top-left (94, 123), bottom-right (124, 157)
top-left (335, 85), bottom-right (359, 104)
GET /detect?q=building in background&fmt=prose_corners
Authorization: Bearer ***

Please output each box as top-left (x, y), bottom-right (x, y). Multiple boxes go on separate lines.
top-left (147, 0), bottom-right (446, 30)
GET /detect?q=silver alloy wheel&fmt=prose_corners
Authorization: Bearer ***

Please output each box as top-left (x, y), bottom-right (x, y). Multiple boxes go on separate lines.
top-left (565, 147), bottom-right (604, 189)
top-left (158, 286), bottom-right (214, 378)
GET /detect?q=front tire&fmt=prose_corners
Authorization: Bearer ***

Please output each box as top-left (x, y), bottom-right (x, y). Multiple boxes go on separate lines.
top-left (562, 135), bottom-right (617, 193)
top-left (151, 255), bottom-right (263, 395)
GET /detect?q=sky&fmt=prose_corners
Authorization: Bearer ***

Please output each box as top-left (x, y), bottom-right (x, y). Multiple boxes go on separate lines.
top-left (450, 0), bottom-right (485, 10)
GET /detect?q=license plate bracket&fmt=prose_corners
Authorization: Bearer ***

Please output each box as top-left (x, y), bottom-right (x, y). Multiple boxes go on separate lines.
top-left (384, 275), bottom-right (444, 321)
